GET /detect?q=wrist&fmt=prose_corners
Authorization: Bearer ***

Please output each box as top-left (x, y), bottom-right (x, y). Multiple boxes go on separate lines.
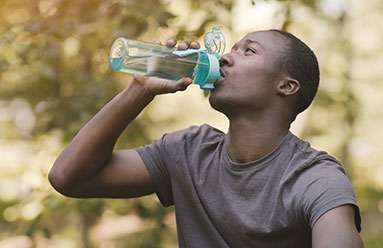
top-left (127, 76), bottom-right (156, 101)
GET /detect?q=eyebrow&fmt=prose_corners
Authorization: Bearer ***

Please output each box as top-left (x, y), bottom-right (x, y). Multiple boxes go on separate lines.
top-left (231, 39), bottom-right (264, 51)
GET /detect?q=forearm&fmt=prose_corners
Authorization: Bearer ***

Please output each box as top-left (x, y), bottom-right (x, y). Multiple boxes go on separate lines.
top-left (49, 79), bottom-right (154, 193)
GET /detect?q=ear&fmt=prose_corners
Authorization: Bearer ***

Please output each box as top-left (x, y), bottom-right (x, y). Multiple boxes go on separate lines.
top-left (277, 77), bottom-right (300, 96)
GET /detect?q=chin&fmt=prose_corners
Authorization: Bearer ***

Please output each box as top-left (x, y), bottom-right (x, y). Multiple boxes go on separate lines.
top-left (209, 91), bottom-right (233, 116)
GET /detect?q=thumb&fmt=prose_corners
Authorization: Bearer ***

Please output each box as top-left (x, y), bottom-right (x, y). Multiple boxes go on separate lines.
top-left (172, 77), bottom-right (193, 92)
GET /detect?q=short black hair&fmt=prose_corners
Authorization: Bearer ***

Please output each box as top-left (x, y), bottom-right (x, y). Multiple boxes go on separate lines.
top-left (270, 29), bottom-right (320, 118)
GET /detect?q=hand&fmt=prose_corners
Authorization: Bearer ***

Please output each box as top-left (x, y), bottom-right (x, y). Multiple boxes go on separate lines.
top-left (131, 39), bottom-right (201, 96)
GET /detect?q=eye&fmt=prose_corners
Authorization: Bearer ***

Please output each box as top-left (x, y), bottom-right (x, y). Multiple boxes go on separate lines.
top-left (245, 48), bottom-right (257, 54)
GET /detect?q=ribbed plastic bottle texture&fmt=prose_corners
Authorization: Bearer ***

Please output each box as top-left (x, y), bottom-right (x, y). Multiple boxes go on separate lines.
top-left (110, 39), bottom-right (199, 80)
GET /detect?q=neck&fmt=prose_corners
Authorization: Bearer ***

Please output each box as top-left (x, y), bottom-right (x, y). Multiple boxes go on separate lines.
top-left (226, 115), bottom-right (290, 163)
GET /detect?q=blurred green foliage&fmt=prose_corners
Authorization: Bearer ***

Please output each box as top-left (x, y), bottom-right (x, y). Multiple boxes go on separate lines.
top-left (0, 0), bottom-right (234, 247)
top-left (1, 0), bottom-right (382, 247)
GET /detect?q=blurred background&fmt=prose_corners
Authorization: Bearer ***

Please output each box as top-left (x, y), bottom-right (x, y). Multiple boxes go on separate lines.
top-left (0, 0), bottom-right (382, 247)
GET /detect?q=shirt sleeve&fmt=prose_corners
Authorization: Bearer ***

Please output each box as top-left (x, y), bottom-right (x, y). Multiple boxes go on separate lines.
top-left (135, 127), bottom-right (196, 207)
top-left (296, 158), bottom-right (361, 232)
top-left (135, 133), bottom-right (175, 207)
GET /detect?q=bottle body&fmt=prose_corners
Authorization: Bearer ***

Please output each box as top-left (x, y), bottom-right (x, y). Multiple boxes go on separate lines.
top-left (110, 38), bottom-right (199, 81)
top-left (110, 27), bottom-right (225, 90)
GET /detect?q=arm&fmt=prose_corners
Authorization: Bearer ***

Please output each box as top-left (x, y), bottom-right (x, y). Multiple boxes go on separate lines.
top-left (312, 205), bottom-right (364, 248)
top-left (48, 40), bottom-right (199, 198)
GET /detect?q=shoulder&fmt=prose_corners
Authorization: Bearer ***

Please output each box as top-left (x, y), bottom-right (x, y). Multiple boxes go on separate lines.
top-left (289, 133), bottom-right (342, 167)
top-left (282, 133), bottom-right (360, 230)
top-left (287, 133), bottom-right (345, 179)
top-left (279, 133), bottom-right (346, 184)
top-left (160, 124), bottom-right (225, 145)
top-left (181, 124), bottom-right (224, 137)
top-left (284, 133), bottom-right (350, 196)
top-left (137, 124), bottom-right (224, 157)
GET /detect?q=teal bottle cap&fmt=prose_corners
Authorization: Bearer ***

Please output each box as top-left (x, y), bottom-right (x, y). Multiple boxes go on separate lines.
top-left (173, 49), bottom-right (220, 90)
top-left (172, 27), bottom-right (225, 90)
top-left (192, 52), bottom-right (220, 90)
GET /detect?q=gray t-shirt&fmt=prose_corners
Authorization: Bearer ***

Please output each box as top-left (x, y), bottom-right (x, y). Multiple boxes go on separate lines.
top-left (136, 124), bottom-right (361, 248)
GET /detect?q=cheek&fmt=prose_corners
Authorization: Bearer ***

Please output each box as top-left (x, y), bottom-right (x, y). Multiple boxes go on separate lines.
top-left (242, 58), bottom-right (276, 82)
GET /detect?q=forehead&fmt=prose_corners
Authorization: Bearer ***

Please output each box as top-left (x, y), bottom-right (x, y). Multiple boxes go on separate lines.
top-left (237, 31), bottom-right (290, 52)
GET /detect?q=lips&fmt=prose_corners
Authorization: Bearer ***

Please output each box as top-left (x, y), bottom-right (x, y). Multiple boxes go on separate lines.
top-left (213, 68), bottom-right (226, 86)
top-left (219, 68), bottom-right (226, 78)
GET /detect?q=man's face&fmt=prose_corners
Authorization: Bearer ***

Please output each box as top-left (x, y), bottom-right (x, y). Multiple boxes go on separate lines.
top-left (209, 31), bottom-right (290, 116)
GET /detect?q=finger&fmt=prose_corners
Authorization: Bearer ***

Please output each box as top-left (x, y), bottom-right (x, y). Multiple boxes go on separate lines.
top-left (190, 41), bottom-right (200, 49)
top-left (177, 40), bottom-right (190, 50)
top-left (164, 77), bottom-right (192, 93)
top-left (166, 38), bottom-right (177, 48)
top-left (175, 77), bottom-right (193, 92)
top-left (154, 40), bottom-right (161, 45)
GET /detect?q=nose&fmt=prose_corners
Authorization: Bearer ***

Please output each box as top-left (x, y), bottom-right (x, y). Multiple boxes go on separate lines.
top-left (219, 53), bottom-right (233, 67)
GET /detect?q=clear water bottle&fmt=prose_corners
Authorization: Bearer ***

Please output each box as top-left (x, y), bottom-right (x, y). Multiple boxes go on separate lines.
top-left (110, 27), bottom-right (226, 90)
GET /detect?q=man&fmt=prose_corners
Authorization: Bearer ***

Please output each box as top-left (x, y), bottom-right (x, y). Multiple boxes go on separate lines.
top-left (49, 29), bottom-right (363, 247)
